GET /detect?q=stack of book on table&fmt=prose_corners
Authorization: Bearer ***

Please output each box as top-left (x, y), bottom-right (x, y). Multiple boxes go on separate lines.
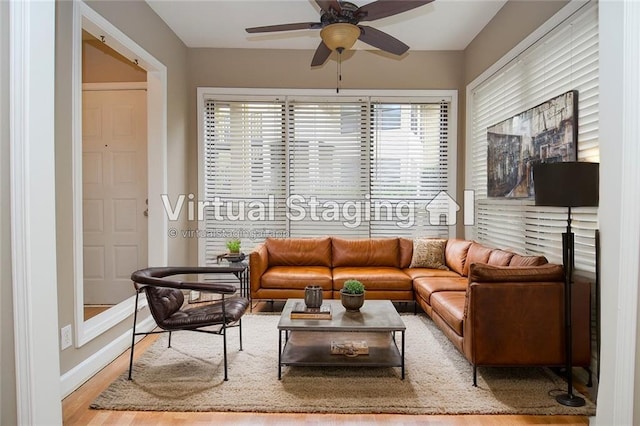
top-left (330, 340), bottom-right (369, 357)
top-left (290, 301), bottom-right (332, 319)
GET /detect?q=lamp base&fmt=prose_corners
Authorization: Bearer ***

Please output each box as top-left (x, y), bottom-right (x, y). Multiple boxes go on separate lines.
top-left (555, 393), bottom-right (585, 407)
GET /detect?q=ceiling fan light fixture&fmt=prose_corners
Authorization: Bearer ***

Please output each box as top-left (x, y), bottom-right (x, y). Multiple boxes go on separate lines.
top-left (320, 23), bottom-right (360, 51)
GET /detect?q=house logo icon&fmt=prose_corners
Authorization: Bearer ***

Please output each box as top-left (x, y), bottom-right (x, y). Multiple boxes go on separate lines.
top-left (426, 191), bottom-right (460, 225)
top-left (425, 190), bottom-right (475, 226)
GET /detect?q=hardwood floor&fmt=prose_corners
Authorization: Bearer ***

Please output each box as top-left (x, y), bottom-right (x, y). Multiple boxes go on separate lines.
top-left (62, 301), bottom-right (591, 425)
top-left (84, 305), bottom-right (112, 321)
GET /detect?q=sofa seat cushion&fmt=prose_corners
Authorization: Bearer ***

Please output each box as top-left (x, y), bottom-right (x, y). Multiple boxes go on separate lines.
top-left (431, 291), bottom-right (466, 336)
top-left (332, 237), bottom-right (399, 267)
top-left (413, 276), bottom-right (467, 306)
top-left (332, 267), bottom-right (412, 291)
top-left (265, 237), bottom-right (332, 267)
top-left (403, 268), bottom-right (461, 280)
top-left (261, 266), bottom-right (333, 290)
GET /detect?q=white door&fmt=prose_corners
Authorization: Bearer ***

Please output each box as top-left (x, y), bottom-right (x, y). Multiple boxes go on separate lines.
top-left (82, 89), bottom-right (148, 305)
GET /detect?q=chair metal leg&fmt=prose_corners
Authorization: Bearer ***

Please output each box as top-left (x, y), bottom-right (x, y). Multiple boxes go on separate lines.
top-left (127, 291), bottom-right (141, 380)
top-left (473, 365), bottom-right (478, 387)
top-left (222, 295), bottom-right (228, 381)
top-left (168, 331), bottom-right (172, 348)
top-left (222, 322), bottom-right (228, 381)
top-left (239, 318), bottom-right (243, 351)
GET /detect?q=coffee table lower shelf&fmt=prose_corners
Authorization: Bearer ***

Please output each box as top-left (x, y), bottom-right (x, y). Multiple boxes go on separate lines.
top-left (278, 330), bottom-right (404, 378)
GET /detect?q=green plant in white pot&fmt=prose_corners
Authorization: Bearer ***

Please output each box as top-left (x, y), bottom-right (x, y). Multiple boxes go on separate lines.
top-left (226, 239), bottom-right (241, 254)
top-left (340, 279), bottom-right (365, 312)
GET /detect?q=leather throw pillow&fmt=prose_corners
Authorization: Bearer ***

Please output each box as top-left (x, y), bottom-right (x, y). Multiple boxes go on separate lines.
top-left (409, 238), bottom-right (449, 270)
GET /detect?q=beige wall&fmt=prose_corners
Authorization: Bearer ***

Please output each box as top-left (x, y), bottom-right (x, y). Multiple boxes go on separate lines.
top-left (55, 0), bottom-right (189, 374)
top-left (0, 0), bottom-right (17, 423)
top-left (83, 37), bottom-right (146, 83)
top-left (188, 48), bottom-right (464, 90)
top-left (464, 0), bottom-right (570, 85)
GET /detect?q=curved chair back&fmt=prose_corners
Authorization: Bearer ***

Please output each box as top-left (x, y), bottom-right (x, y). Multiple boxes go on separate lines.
top-left (144, 286), bottom-right (184, 330)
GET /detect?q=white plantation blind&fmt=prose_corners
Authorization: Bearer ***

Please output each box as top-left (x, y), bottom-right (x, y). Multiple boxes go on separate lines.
top-left (469, 1), bottom-right (599, 272)
top-left (202, 101), bottom-right (287, 264)
top-left (288, 102), bottom-right (370, 237)
top-left (200, 91), bottom-right (454, 264)
top-left (370, 103), bottom-right (450, 238)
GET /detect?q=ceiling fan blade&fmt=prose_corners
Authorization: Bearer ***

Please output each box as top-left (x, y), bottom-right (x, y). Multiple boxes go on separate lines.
top-left (246, 22), bottom-right (321, 34)
top-left (358, 25), bottom-right (409, 55)
top-left (316, 0), bottom-right (342, 14)
top-left (311, 41), bottom-right (332, 66)
top-left (357, 0), bottom-right (434, 22)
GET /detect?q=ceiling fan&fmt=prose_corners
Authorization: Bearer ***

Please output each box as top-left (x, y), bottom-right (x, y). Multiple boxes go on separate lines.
top-left (245, 0), bottom-right (435, 67)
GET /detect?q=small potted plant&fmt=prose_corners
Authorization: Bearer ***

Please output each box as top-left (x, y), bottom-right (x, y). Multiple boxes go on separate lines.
top-left (340, 279), bottom-right (365, 312)
top-left (226, 238), bottom-right (241, 254)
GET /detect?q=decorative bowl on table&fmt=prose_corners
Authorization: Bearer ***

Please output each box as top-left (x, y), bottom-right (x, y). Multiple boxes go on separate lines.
top-left (216, 252), bottom-right (246, 263)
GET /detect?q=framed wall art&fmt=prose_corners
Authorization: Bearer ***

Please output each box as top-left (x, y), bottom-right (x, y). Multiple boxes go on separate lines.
top-left (487, 90), bottom-right (578, 198)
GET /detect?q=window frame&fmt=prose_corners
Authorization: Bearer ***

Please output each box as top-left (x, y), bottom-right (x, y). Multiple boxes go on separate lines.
top-left (196, 88), bottom-right (458, 265)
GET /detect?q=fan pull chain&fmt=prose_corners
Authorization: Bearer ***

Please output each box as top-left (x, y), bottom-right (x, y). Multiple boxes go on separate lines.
top-left (336, 48), bottom-right (343, 94)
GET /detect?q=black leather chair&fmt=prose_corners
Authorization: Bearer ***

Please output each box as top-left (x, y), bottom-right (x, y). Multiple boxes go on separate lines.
top-left (127, 267), bottom-right (249, 381)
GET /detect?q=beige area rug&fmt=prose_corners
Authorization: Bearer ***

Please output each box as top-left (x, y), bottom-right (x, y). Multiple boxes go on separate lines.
top-left (91, 313), bottom-right (596, 415)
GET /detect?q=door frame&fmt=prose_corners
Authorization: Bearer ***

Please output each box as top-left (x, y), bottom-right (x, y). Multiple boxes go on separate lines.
top-left (81, 83), bottom-right (149, 308)
top-left (73, 1), bottom-right (168, 346)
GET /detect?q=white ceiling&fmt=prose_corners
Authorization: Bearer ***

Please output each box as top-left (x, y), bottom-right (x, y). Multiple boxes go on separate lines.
top-left (146, 0), bottom-right (507, 51)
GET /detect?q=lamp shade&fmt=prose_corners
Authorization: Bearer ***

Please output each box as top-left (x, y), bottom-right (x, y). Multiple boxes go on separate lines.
top-left (320, 23), bottom-right (361, 51)
top-left (533, 162), bottom-right (599, 207)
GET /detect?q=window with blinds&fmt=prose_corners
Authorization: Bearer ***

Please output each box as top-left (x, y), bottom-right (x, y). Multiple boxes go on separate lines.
top-left (288, 102), bottom-right (370, 237)
top-left (200, 93), bottom-right (453, 264)
top-left (468, 1), bottom-right (599, 272)
top-left (201, 101), bottom-right (287, 263)
top-left (370, 102), bottom-right (450, 238)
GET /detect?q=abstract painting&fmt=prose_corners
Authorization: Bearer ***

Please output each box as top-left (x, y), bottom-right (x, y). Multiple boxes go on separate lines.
top-left (487, 90), bottom-right (578, 198)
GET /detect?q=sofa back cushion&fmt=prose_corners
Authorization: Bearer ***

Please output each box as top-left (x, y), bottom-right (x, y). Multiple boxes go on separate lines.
top-left (332, 237), bottom-right (399, 267)
top-left (445, 239), bottom-right (472, 276)
top-left (487, 249), bottom-right (515, 266)
top-left (509, 254), bottom-right (548, 266)
top-left (462, 243), bottom-right (494, 276)
top-left (265, 237), bottom-right (332, 267)
top-left (398, 238), bottom-right (414, 268)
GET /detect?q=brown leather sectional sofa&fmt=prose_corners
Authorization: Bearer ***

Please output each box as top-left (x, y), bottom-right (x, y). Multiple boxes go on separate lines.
top-left (250, 236), bottom-right (591, 384)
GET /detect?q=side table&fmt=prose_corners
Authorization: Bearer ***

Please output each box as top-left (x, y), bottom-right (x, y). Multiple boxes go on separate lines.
top-left (188, 261), bottom-right (249, 303)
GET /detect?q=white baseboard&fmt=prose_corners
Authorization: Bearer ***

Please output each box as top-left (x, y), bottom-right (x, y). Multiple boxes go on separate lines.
top-left (59, 316), bottom-right (156, 399)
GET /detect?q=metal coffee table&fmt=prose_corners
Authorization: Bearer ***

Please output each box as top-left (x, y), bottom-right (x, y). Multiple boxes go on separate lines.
top-left (277, 299), bottom-right (406, 379)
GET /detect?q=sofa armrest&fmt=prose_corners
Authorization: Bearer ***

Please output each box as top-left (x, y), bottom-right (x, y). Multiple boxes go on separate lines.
top-left (463, 280), bottom-right (564, 365)
top-left (468, 262), bottom-right (564, 283)
top-left (463, 278), bottom-right (591, 367)
top-left (249, 243), bottom-right (269, 295)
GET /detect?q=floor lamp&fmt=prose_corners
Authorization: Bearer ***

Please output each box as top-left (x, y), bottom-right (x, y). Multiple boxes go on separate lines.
top-left (533, 161), bottom-right (599, 407)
